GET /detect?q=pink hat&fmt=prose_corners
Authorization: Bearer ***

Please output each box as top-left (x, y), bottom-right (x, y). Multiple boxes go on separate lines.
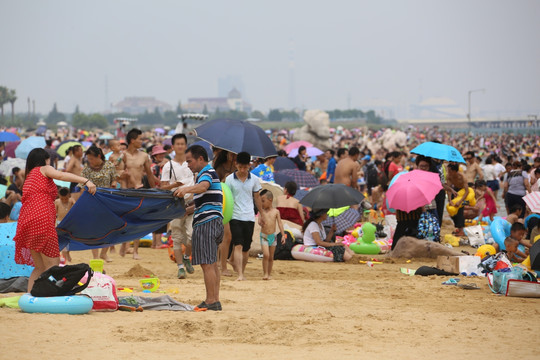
top-left (151, 145), bottom-right (167, 156)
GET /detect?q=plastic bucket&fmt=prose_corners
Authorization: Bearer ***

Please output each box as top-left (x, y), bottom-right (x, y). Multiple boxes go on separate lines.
top-left (89, 259), bottom-right (104, 273)
top-left (139, 277), bottom-right (160, 292)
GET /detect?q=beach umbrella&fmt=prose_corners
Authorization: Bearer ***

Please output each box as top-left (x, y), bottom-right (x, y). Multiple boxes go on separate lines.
top-left (523, 192), bottom-right (540, 214)
top-left (0, 158), bottom-right (26, 176)
top-left (56, 141), bottom-right (83, 158)
top-left (410, 141), bottom-right (465, 163)
top-left (288, 146), bottom-right (324, 158)
top-left (15, 136), bottom-right (46, 159)
top-left (4, 141), bottom-right (19, 158)
top-left (260, 181), bottom-right (283, 207)
top-left (275, 169), bottom-right (319, 188)
top-left (322, 207), bottom-right (360, 234)
top-left (293, 189), bottom-right (309, 202)
top-left (529, 240), bottom-right (540, 271)
top-left (57, 121), bottom-right (68, 127)
top-left (194, 119), bottom-right (277, 158)
top-left (274, 157), bottom-right (297, 171)
top-left (154, 127), bottom-right (165, 134)
top-left (274, 171), bottom-right (294, 187)
top-left (386, 170), bottom-right (442, 212)
top-left (0, 132), bottom-right (20, 142)
top-left (284, 141), bottom-right (312, 154)
top-left (300, 184), bottom-right (364, 209)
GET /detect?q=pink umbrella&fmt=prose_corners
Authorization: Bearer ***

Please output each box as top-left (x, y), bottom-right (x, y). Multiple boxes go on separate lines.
top-left (386, 170), bottom-right (442, 213)
top-left (523, 192), bottom-right (540, 214)
top-left (284, 140), bottom-right (312, 153)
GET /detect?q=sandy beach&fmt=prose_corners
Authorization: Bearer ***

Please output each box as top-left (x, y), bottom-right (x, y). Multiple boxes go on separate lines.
top-left (1, 226), bottom-right (538, 360)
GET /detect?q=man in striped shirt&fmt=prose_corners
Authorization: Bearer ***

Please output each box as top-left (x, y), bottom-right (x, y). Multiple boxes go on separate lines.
top-left (175, 145), bottom-right (224, 311)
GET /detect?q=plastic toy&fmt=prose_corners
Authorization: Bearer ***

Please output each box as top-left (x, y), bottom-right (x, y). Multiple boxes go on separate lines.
top-left (221, 182), bottom-right (233, 224)
top-left (349, 223), bottom-right (380, 255)
top-left (446, 188), bottom-right (476, 217)
top-left (475, 244), bottom-right (496, 258)
top-left (139, 277), bottom-right (160, 292)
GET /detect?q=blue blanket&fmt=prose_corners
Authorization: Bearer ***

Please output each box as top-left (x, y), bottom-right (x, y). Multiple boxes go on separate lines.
top-left (57, 188), bottom-right (185, 251)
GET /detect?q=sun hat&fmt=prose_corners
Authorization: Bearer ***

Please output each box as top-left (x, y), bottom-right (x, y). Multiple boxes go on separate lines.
top-left (151, 145), bottom-right (167, 156)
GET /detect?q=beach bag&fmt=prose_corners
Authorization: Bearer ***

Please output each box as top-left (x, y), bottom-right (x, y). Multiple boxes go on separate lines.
top-left (417, 212), bottom-right (440, 242)
top-left (464, 225), bottom-right (485, 247)
top-left (81, 272), bottom-right (119, 311)
top-left (487, 266), bottom-right (536, 295)
top-left (274, 231), bottom-right (296, 260)
top-left (31, 263), bottom-right (93, 297)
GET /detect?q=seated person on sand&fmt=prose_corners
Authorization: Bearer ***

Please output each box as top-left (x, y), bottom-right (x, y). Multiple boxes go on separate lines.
top-left (392, 207), bottom-right (423, 250)
top-left (302, 208), bottom-right (354, 262)
top-left (276, 181), bottom-right (305, 226)
top-left (494, 222), bottom-right (528, 261)
top-left (506, 204), bottom-right (524, 225)
top-left (446, 163), bottom-right (472, 237)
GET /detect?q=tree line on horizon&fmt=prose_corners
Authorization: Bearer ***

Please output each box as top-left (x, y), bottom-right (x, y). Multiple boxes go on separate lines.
top-left (0, 88), bottom-right (384, 130)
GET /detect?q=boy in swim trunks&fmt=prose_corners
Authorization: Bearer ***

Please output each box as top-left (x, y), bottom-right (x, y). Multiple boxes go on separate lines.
top-left (259, 190), bottom-right (285, 280)
top-left (55, 187), bottom-right (75, 262)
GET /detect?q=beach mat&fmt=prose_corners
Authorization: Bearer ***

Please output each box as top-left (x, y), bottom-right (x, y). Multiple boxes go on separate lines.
top-left (118, 295), bottom-right (194, 311)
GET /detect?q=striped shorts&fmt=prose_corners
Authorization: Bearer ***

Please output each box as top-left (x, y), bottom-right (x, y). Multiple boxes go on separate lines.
top-left (192, 217), bottom-right (224, 265)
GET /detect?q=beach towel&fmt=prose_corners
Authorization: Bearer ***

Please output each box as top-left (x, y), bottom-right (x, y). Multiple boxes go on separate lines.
top-left (57, 188), bottom-right (185, 250)
top-left (0, 277), bottom-right (28, 293)
top-left (118, 295), bottom-right (193, 311)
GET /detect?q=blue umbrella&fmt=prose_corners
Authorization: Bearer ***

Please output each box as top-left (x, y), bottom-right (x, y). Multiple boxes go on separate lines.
top-left (274, 157), bottom-right (297, 171)
top-left (15, 136), bottom-right (46, 159)
top-left (410, 142), bottom-right (465, 163)
top-left (0, 132), bottom-right (20, 142)
top-left (194, 119), bottom-right (277, 158)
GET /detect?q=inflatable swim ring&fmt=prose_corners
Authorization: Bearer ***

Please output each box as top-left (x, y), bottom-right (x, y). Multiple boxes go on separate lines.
top-left (446, 188), bottom-right (476, 217)
top-left (490, 217), bottom-right (526, 253)
top-left (18, 293), bottom-right (93, 314)
top-left (291, 244), bottom-right (333, 262)
top-left (221, 182), bottom-right (233, 225)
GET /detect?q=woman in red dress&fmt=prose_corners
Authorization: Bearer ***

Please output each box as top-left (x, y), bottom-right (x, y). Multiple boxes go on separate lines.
top-left (14, 148), bottom-right (97, 291)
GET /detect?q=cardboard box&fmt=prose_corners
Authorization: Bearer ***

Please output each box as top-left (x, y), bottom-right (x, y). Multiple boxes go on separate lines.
top-left (437, 255), bottom-right (481, 275)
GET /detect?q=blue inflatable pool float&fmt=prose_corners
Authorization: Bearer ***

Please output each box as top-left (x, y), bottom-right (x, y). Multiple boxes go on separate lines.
top-left (490, 217), bottom-right (526, 253)
top-left (18, 293), bottom-right (93, 314)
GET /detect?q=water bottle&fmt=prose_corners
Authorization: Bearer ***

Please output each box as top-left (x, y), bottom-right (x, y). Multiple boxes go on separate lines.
top-left (55, 277), bottom-right (66, 287)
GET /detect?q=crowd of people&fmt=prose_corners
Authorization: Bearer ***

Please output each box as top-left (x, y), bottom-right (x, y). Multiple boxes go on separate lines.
top-left (4, 124), bottom-right (540, 311)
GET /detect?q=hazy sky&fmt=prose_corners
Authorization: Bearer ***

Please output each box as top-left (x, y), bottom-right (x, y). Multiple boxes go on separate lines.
top-left (1, 0), bottom-right (539, 119)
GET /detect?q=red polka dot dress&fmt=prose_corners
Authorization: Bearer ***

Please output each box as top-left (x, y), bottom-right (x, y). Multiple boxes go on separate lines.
top-left (14, 167), bottom-right (60, 265)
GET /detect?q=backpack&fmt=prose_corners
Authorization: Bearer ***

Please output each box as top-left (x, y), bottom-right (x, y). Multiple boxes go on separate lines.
top-left (417, 211), bottom-right (440, 242)
top-left (366, 163), bottom-right (379, 187)
top-left (31, 263), bottom-right (93, 297)
top-left (274, 230), bottom-right (297, 260)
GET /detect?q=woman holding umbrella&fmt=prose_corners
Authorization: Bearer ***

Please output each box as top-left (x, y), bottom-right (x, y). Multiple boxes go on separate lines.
top-left (302, 208), bottom-right (354, 262)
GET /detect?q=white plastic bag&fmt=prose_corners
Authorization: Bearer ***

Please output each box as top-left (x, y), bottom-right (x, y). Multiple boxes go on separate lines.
top-left (464, 225), bottom-right (485, 247)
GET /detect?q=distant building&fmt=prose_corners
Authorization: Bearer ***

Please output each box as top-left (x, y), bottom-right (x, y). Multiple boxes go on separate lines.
top-left (113, 97), bottom-right (173, 115)
top-left (186, 88), bottom-right (252, 114)
top-left (218, 75), bottom-right (245, 97)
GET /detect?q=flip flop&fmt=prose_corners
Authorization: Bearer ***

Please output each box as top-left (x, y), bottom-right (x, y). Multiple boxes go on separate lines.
top-left (442, 278), bottom-right (460, 285)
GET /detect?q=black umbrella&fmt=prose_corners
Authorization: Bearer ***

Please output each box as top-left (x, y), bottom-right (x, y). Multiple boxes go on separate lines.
top-left (530, 240), bottom-right (540, 271)
top-left (194, 119), bottom-right (277, 158)
top-left (300, 184), bottom-right (364, 209)
top-left (274, 157), bottom-right (297, 171)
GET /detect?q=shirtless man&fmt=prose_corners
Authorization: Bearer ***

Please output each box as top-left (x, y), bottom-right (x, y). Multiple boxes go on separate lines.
top-left (463, 151), bottom-right (483, 185)
top-left (119, 128), bottom-right (156, 259)
top-left (65, 145), bottom-right (84, 200)
top-left (446, 163), bottom-right (469, 237)
top-left (335, 146), bottom-right (361, 190)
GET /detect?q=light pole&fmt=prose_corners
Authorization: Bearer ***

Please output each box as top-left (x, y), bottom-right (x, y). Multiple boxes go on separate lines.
top-left (467, 88), bottom-right (485, 133)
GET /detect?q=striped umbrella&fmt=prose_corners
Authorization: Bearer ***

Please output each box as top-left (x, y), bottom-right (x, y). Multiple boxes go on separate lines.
top-left (275, 169), bottom-right (319, 188)
top-left (523, 192), bottom-right (540, 214)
